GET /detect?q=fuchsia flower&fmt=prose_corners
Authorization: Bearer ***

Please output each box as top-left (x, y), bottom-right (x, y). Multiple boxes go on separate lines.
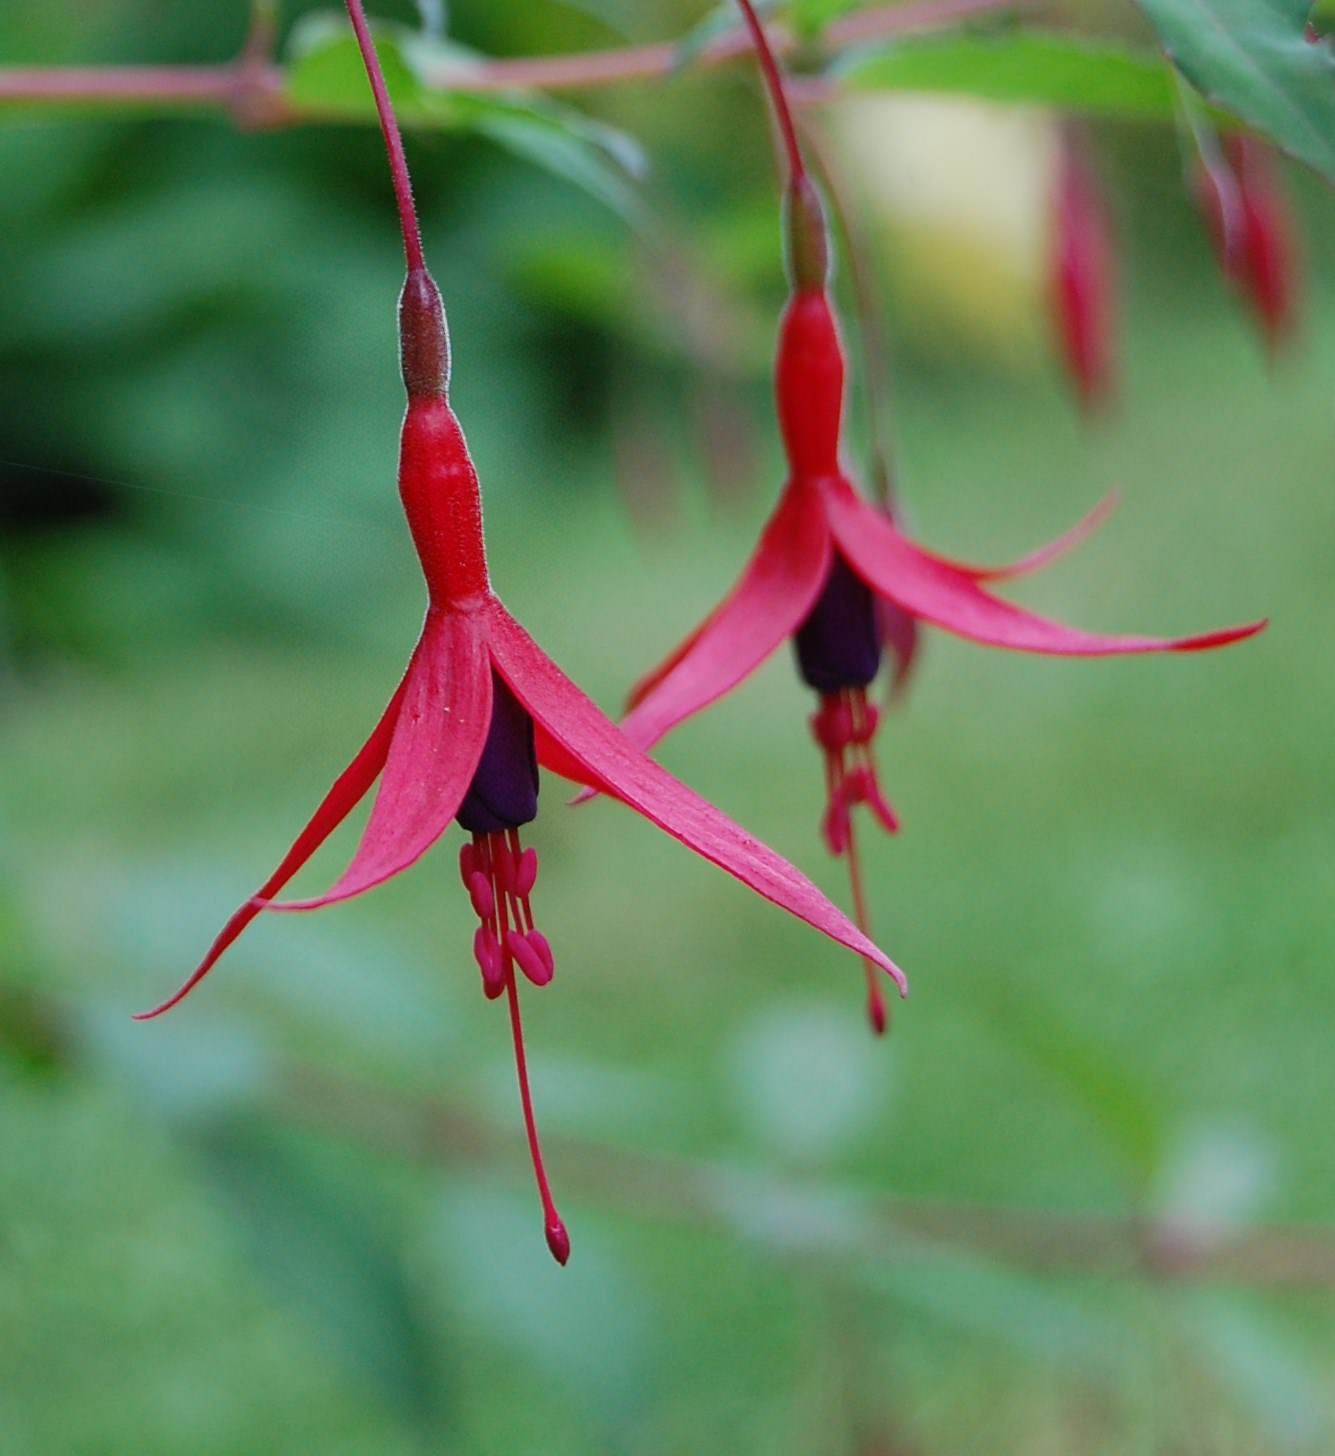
top-left (1195, 134), bottom-right (1301, 350)
top-left (615, 0), bottom-right (1265, 1035)
top-left (1050, 132), bottom-right (1117, 413)
top-left (137, 0), bottom-right (903, 1265)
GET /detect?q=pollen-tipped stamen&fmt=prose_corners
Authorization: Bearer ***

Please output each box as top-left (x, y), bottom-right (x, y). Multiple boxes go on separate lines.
top-left (810, 686), bottom-right (898, 1034)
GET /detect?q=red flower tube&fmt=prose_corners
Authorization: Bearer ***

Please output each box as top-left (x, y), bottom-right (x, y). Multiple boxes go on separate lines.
top-left (614, 0), bottom-right (1265, 1035)
top-left (137, 0), bottom-right (905, 1265)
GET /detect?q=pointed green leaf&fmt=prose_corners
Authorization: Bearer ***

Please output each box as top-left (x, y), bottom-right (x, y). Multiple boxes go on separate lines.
top-left (840, 31), bottom-right (1182, 118)
top-left (1134, 0), bottom-right (1335, 180)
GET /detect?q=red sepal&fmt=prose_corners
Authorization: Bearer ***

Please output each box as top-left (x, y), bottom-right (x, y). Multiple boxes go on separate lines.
top-left (486, 602), bottom-right (907, 994)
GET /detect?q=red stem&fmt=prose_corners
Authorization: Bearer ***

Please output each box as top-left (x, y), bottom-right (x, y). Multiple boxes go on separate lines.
top-left (342, 0), bottom-right (425, 274)
top-left (734, 0), bottom-right (807, 182)
top-left (0, 0), bottom-right (1025, 116)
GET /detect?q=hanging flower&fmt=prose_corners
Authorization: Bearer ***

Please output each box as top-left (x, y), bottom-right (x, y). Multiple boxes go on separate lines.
top-left (1050, 130), bottom-right (1117, 413)
top-left (137, 0), bottom-right (903, 1266)
top-left (1195, 133), bottom-right (1301, 350)
top-left (614, 1), bottom-right (1265, 1035)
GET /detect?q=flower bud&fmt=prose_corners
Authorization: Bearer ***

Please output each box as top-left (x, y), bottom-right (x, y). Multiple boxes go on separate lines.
top-left (784, 175), bottom-right (830, 293)
top-left (399, 266), bottom-right (450, 398)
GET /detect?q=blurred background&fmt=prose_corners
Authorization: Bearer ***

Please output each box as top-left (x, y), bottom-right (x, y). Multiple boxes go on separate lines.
top-left (2, 1), bottom-right (1333, 1452)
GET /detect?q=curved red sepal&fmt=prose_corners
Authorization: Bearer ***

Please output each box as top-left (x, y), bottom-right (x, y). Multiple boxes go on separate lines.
top-left (941, 491), bottom-right (1119, 584)
top-left (264, 609), bottom-right (492, 911)
top-left (485, 603), bottom-right (907, 994)
top-left (822, 475), bottom-right (1265, 657)
top-left (134, 675), bottom-right (410, 1020)
top-left (621, 482), bottom-right (833, 752)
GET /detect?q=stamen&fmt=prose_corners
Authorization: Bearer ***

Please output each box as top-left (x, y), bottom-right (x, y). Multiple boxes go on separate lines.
top-left (505, 969), bottom-right (569, 1265)
top-left (809, 686), bottom-right (898, 1035)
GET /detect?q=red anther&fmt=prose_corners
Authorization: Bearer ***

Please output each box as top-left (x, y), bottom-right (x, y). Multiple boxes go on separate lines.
top-left (526, 928), bottom-right (555, 978)
top-left (546, 1215), bottom-right (571, 1266)
top-left (515, 846), bottom-right (539, 899)
top-left (459, 842), bottom-right (479, 886)
top-left (466, 870), bottom-right (495, 921)
top-left (822, 799), bottom-right (850, 856)
top-left (852, 701), bottom-right (880, 745)
top-left (473, 926), bottom-right (504, 998)
top-left (507, 929), bottom-right (554, 987)
top-left (1305, 21), bottom-right (1319, 42)
top-left (864, 779), bottom-right (900, 835)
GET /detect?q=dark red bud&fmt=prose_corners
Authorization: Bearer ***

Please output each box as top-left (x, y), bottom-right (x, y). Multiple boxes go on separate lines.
top-left (399, 267), bottom-right (450, 399)
top-left (785, 175), bottom-right (830, 292)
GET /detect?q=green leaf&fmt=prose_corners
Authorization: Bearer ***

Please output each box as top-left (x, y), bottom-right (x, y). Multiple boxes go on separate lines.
top-left (191, 1118), bottom-right (442, 1432)
top-left (283, 14), bottom-right (646, 217)
top-left (1179, 1291), bottom-right (1323, 1446)
top-left (454, 94), bottom-right (646, 222)
top-left (790, 0), bottom-right (870, 42)
top-left (977, 988), bottom-right (1165, 1192)
top-left (868, 1248), bottom-right (1126, 1374)
top-left (840, 31), bottom-right (1182, 119)
top-left (1133, 0), bottom-right (1335, 180)
top-left (285, 14), bottom-right (432, 119)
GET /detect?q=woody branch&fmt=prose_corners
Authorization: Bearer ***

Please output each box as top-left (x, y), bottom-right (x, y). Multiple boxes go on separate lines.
top-left (0, 0), bottom-right (1022, 122)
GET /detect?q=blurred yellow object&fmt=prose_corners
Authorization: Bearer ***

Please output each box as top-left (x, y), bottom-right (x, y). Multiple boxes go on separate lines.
top-left (829, 95), bottom-right (1058, 364)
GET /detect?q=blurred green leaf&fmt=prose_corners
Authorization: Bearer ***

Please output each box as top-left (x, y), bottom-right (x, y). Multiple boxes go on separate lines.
top-left (727, 999), bottom-right (891, 1166)
top-left (790, 0), bottom-right (869, 41)
top-left (192, 1118), bottom-right (442, 1433)
top-left (437, 1188), bottom-right (654, 1425)
top-left (841, 31), bottom-right (1181, 117)
top-left (1180, 1290), bottom-right (1323, 1447)
top-left (1134, 0), bottom-right (1335, 179)
top-left (1153, 1122), bottom-right (1275, 1237)
top-left (869, 1248), bottom-right (1126, 1374)
top-left (978, 990), bottom-right (1165, 1193)
top-left (673, 2), bottom-right (754, 71)
top-left (284, 15), bottom-right (645, 218)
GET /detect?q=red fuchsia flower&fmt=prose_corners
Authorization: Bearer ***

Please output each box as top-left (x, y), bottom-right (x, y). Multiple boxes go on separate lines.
top-left (1050, 131), bottom-right (1117, 414)
top-left (613, 0), bottom-right (1266, 1036)
top-left (136, 0), bottom-right (904, 1266)
top-left (1195, 134), bottom-right (1302, 351)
